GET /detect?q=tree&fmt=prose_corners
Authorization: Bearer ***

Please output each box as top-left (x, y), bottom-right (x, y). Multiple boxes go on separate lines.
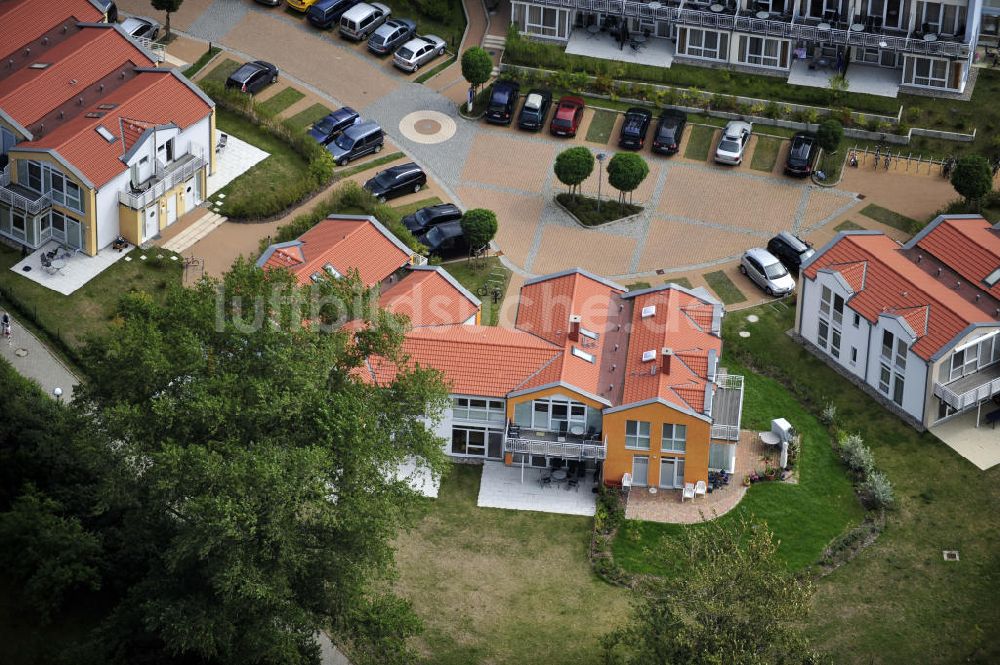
top-left (460, 47), bottom-right (493, 96)
top-left (151, 0), bottom-right (183, 40)
top-left (603, 516), bottom-right (822, 665)
top-left (606, 152), bottom-right (649, 205)
top-left (553, 147), bottom-right (594, 199)
top-left (816, 118), bottom-right (843, 153)
top-left (950, 154), bottom-right (994, 208)
top-left (460, 208), bottom-right (498, 252)
top-left (827, 73), bottom-right (849, 103)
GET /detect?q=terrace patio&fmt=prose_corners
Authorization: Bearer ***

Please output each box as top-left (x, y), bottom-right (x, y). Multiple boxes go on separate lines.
top-left (930, 408), bottom-right (1000, 471)
top-left (787, 59), bottom-right (901, 97)
top-left (10, 241), bottom-right (134, 296)
top-left (477, 461), bottom-right (598, 516)
top-left (565, 28), bottom-right (676, 68)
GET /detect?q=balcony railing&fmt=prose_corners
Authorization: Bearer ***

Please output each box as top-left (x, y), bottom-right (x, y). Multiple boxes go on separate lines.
top-left (934, 374), bottom-right (1000, 412)
top-left (711, 371), bottom-right (743, 441)
top-left (118, 154), bottom-right (206, 209)
top-left (133, 36), bottom-right (166, 62)
top-left (0, 165), bottom-right (52, 215)
top-left (504, 436), bottom-right (608, 460)
top-left (530, 0), bottom-right (972, 57)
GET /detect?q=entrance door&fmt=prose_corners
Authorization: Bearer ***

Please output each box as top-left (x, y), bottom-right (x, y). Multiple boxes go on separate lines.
top-left (631, 456), bottom-right (649, 487)
top-left (144, 206), bottom-right (158, 241)
top-left (165, 195), bottom-right (177, 226)
top-left (659, 458), bottom-right (685, 488)
top-left (487, 431), bottom-right (503, 459)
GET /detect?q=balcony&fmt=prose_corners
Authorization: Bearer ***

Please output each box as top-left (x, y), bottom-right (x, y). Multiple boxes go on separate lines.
top-left (934, 364), bottom-right (1000, 412)
top-left (710, 371), bottom-right (744, 441)
top-left (0, 166), bottom-right (52, 215)
top-left (118, 153), bottom-right (207, 210)
top-left (504, 427), bottom-right (607, 460)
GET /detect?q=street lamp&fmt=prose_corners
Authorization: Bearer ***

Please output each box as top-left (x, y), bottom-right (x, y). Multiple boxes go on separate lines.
top-left (596, 152), bottom-right (607, 212)
top-left (53, 387), bottom-right (63, 403)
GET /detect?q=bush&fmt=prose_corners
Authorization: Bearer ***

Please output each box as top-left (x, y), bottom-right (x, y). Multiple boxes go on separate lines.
top-left (820, 400), bottom-right (837, 425)
top-left (460, 208), bottom-right (498, 251)
top-left (838, 433), bottom-right (875, 476)
top-left (817, 118), bottom-right (844, 153)
top-left (860, 470), bottom-right (895, 510)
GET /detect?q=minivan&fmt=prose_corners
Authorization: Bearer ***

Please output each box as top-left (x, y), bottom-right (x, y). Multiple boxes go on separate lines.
top-left (767, 231), bottom-right (815, 273)
top-left (340, 2), bottom-right (390, 40)
top-left (326, 121), bottom-right (384, 166)
top-left (307, 0), bottom-right (359, 30)
top-left (485, 80), bottom-right (520, 125)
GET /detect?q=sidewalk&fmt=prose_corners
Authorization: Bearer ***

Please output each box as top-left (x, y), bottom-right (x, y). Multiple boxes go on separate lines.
top-left (0, 314), bottom-right (79, 401)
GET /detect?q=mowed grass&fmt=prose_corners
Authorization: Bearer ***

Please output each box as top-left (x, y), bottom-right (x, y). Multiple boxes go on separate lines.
top-left (613, 363), bottom-right (864, 574)
top-left (442, 257), bottom-right (509, 326)
top-left (286, 103), bottom-right (333, 133)
top-left (257, 87), bottom-right (305, 117)
top-left (182, 46), bottom-right (221, 78)
top-left (393, 196), bottom-right (444, 219)
top-left (585, 109), bottom-right (618, 144)
top-left (200, 58), bottom-right (241, 85)
top-left (723, 302), bottom-right (1000, 664)
top-left (834, 219), bottom-right (866, 232)
top-left (665, 277), bottom-right (693, 289)
top-left (624, 281), bottom-right (651, 291)
top-left (860, 203), bottom-right (922, 233)
top-left (684, 124), bottom-right (715, 161)
top-left (394, 465), bottom-right (629, 664)
top-left (703, 269), bottom-right (746, 305)
top-left (750, 136), bottom-right (782, 172)
top-left (338, 152), bottom-right (406, 179)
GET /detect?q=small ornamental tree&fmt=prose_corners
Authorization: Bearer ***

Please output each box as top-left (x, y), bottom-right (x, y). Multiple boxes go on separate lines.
top-left (816, 118), bottom-right (844, 153)
top-left (150, 0), bottom-right (183, 40)
top-left (461, 47), bottom-right (493, 97)
top-left (553, 147), bottom-right (594, 199)
top-left (460, 208), bottom-right (498, 252)
top-left (950, 154), bottom-right (994, 208)
top-left (606, 152), bottom-right (649, 205)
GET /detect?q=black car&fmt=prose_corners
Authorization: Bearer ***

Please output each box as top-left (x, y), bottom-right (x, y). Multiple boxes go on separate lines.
top-left (784, 132), bottom-right (818, 177)
top-left (402, 203), bottom-right (463, 234)
top-left (367, 18), bottom-right (416, 54)
top-left (652, 110), bottom-right (687, 155)
top-left (418, 221), bottom-right (468, 258)
top-left (307, 0), bottom-right (359, 29)
top-left (517, 88), bottom-right (552, 131)
top-left (364, 163), bottom-right (426, 202)
top-left (485, 80), bottom-right (521, 125)
top-left (766, 231), bottom-right (816, 273)
top-left (307, 107), bottom-right (360, 145)
top-left (618, 107), bottom-right (652, 150)
top-left (225, 61), bottom-right (278, 94)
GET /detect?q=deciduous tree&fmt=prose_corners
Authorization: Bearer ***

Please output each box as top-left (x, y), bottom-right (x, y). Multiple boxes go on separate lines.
top-left (460, 208), bottom-right (498, 252)
top-left (554, 146), bottom-right (594, 199)
top-left (950, 154), bottom-right (994, 208)
top-left (816, 118), bottom-right (843, 153)
top-left (606, 152), bottom-right (649, 205)
top-left (150, 0), bottom-right (183, 40)
top-left (460, 47), bottom-right (493, 96)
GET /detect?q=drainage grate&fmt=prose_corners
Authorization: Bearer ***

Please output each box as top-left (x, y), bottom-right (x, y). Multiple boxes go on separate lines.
top-left (655, 268), bottom-right (665, 275)
top-left (942, 550), bottom-right (959, 561)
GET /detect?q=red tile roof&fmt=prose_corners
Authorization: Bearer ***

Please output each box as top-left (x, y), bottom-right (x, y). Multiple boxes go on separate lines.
top-left (20, 71), bottom-right (211, 187)
top-left (260, 217), bottom-right (414, 287)
top-left (915, 216), bottom-right (1000, 299)
top-left (379, 267), bottom-right (480, 327)
top-left (0, 0), bottom-right (104, 59)
top-left (804, 233), bottom-right (992, 360)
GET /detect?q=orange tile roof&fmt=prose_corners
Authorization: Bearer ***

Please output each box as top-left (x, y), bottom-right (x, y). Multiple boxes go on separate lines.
top-left (260, 217), bottom-right (414, 287)
top-left (379, 267), bottom-right (480, 327)
top-left (0, 27), bottom-right (153, 128)
top-left (915, 216), bottom-right (1000, 299)
top-left (804, 233), bottom-right (993, 360)
top-left (20, 70), bottom-right (212, 187)
top-left (365, 325), bottom-right (563, 397)
top-left (0, 0), bottom-right (104, 59)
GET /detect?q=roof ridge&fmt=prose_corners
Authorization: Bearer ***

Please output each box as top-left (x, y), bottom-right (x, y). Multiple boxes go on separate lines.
top-left (510, 349), bottom-right (565, 392)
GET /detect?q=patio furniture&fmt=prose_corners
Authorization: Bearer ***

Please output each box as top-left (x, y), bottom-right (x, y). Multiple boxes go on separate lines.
top-left (50, 258), bottom-right (66, 274)
top-left (216, 133), bottom-right (228, 154)
top-left (710, 3), bottom-right (724, 12)
top-left (567, 476), bottom-right (580, 491)
top-left (694, 480), bottom-right (707, 499)
top-left (817, 22), bottom-right (831, 31)
top-left (539, 470), bottom-right (552, 489)
top-left (551, 458), bottom-right (564, 470)
top-left (923, 33), bottom-right (938, 42)
top-left (759, 430), bottom-right (781, 447)
top-left (552, 469), bottom-right (568, 482)
top-left (587, 24), bottom-right (600, 37)
top-left (681, 482), bottom-right (695, 501)
top-left (756, 10), bottom-right (770, 19)
top-left (985, 408), bottom-right (1000, 429)
top-left (851, 22), bottom-right (865, 32)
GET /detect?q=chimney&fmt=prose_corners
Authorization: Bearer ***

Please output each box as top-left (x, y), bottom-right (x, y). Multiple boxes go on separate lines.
top-left (661, 347), bottom-right (673, 374)
top-left (568, 314), bottom-right (581, 342)
top-left (936, 267), bottom-right (943, 276)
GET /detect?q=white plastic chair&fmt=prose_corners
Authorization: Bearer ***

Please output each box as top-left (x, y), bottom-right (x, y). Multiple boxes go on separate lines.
top-left (681, 482), bottom-right (695, 502)
top-left (694, 480), bottom-right (707, 499)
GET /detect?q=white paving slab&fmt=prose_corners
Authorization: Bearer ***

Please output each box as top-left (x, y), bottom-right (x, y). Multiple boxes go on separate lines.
top-left (787, 60), bottom-right (901, 98)
top-left (394, 457), bottom-right (440, 498)
top-left (566, 30), bottom-right (675, 68)
top-left (11, 241), bottom-right (134, 295)
top-left (477, 461), bottom-right (596, 516)
top-left (206, 133), bottom-right (270, 196)
top-left (930, 409), bottom-right (1000, 471)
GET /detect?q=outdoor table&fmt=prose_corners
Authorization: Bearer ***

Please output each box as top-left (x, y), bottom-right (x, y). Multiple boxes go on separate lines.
top-left (50, 259), bottom-right (66, 273)
top-left (756, 11), bottom-right (770, 19)
top-left (923, 33), bottom-right (938, 42)
top-left (632, 34), bottom-right (647, 43)
top-left (851, 23), bottom-right (865, 31)
top-left (648, 1), bottom-right (663, 9)
top-left (569, 424), bottom-right (585, 436)
top-left (587, 24), bottom-right (600, 34)
top-left (710, 3), bottom-right (724, 11)
top-left (817, 22), bottom-right (831, 30)
top-left (551, 469), bottom-right (568, 482)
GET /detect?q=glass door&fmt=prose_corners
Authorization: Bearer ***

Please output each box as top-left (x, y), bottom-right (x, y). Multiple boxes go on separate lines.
top-left (631, 456), bottom-right (649, 486)
top-left (487, 431), bottom-right (503, 459)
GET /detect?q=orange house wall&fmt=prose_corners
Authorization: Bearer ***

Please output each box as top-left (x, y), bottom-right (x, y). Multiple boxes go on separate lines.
top-left (505, 385), bottom-right (608, 420)
top-left (602, 403), bottom-right (711, 487)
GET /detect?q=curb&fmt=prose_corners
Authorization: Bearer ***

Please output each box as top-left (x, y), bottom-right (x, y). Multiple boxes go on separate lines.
top-left (551, 194), bottom-right (645, 230)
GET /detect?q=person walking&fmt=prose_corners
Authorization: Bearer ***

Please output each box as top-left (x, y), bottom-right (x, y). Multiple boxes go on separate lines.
top-left (2, 311), bottom-right (11, 345)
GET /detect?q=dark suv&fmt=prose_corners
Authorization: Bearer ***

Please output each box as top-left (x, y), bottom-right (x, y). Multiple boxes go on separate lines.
top-left (784, 132), bottom-right (818, 177)
top-left (402, 203), bottom-right (463, 234)
top-left (517, 88), bottom-right (552, 131)
top-left (485, 81), bottom-right (521, 125)
top-left (364, 163), bottom-right (426, 202)
top-left (767, 231), bottom-right (815, 273)
top-left (652, 110), bottom-right (686, 155)
top-left (418, 221), bottom-right (468, 258)
top-left (307, 107), bottom-right (360, 145)
top-left (618, 107), bottom-right (652, 150)
top-left (307, 0), bottom-right (359, 29)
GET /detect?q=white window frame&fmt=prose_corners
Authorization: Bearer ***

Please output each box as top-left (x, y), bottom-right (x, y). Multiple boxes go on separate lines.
top-left (452, 396), bottom-right (506, 424)
top-left (661, 423), bottom-right (687, 453)
top-left (625, 420), bottom-right (651, 450)
top-left (530, 397), bottom-right (587, 431)
top-left (682, 28), bottom-right (727, 61)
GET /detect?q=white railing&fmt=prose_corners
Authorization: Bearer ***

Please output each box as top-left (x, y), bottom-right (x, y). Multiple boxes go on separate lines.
top-left (711, 423), bottom-right (741, 440)
top-left (504, 436), bottom-right (607, 460)
top-left (0, 165), bottom-right (52, 215)
top-left (118, 154), bottom-right (206, 209)
top-left (711, 371), bottom-right (744, 441)
top-left (134, 36), bottom-right (166, 62)
top-left (714, 372), bottom-right (744, 391)
top-left (934, 377), bottom-right (1000, 411)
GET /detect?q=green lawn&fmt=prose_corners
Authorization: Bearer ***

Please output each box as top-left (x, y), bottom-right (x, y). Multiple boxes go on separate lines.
top-left (750, 136), bottom-right (782, 172)
top-left (860, 203), bottom-right (922, 233)
top-left (338, 152), bottom-right (405, 179)
top-left (393, 196), bottom-right (443, 219)
top-left (394, 465), bottom-right (629, 664)
top-left (378, 0), bottom-right (466, 48)
top-left (585, 109), bottom-right (618, 144)
top-left (703, 270), bottom-right (746, 305)
top-left (834, 219), bottom-right (866, 232)
top-left (201, 58), bottom-right (241, 85)
top-left (684, 125), bottom-right (715, 161)
top-left (556, 193), bottom-right (642, 226)
top-left (722, 301), bottom-right (1000, 664)
top-left (442, 257), bottom-right (509, 326)
top-left (285, 103), bottom-right (333, 133)
top-left (665, 277), bottom-right (693, 289)
top-left (183, 46), bottom-right (221, 78)
top-left (258, 87), bottom-right (305, 117)
top-left (415, 54), bottom-right (457, 84)
top-left (624, 281), bottom-right (651, 291)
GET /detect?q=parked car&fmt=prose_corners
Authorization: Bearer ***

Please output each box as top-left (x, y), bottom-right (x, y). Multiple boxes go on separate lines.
top-left (767, 231), bottom-right (815, 273)
top-left (485, 80), bottom-right (521, 125)
top-left (418, 221), bottom-right (468, 258)
top-left (715, 120), bottom-right (752, 165)
top-left (306, 0), bottom-right (359, 29)
top-left (402, 203), bottom-right (463, 234)
top-left (549, 95), bottom-right (585, 137)
top-left (367, 18), bottom-right (416, 55)
top-left (326, 121), bottom-right (383, 166)
top-left (98, 0), bottom-right (118, 23)
top-left (652, 110), bottom-right (687, 155)
top-left (618, 107), bottom-right (652, 150)
top-left (225, 61), bottom-right (278, 94)
top-left (740, 247), bottom-right (796, 297)
top-left (364, 163), bottom-right (426, 202)
top-left (254, 0), bottom-right (282, 5)
top-left (517, 88), bottom-right (552, 131)
top-left (307, 107), bottom-right (360, 145)
top-left (784, 132), bottom-right (819, 177)
top-left (340, 2), bottom-right (390, 40)
top-left (120, 16), bottom-right (160, 41)
top-left (393, 35), bottom-right (446, 72)
top-left (286, 0), bottom-right (322, 12)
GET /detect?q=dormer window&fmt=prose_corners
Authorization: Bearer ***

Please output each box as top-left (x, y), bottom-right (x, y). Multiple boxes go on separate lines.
top-left (641, 349), bottom-right (656, 362)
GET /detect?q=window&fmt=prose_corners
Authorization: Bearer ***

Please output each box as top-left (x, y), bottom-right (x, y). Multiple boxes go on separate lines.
top-left (681, 28), bottom-right (727, 61)
top-left (661, 423), bottom-right (687, 452)
top-left (572, 347), bottom-right (595, 363)
top-left (19, 161), bottom-right (83, 213)
top-left (451, 426), bottom-right (487, 456)
top-left (739, 35), bottom-right (787, 69)
top-left (853, 312), bottom-right (861, 328)
top-left (10, 210), bottom-right (26, 241)
top-left (819, 286), bottom-right (831, 316)
top-left (894, 338), bottom-right (907, 371)
top-left (818, 319), bottom-right (829, 348)
top-left (513, 2), bottom-right (569, 39)
top-left (831, 329), bottom-right (841, 359)
top-left (905, 56), bottom-right (949, 88)
top-left (452, 397), bottom-right (505, 423)
top-left (881, 330), bottom-right (894, 361)
top-left (625, 420), bottom-right (650, 450)
top-left (850, 347), bottom-right (858, 364)
top-left (527, 397), bottom-right (587, 431)
top-left (26, 161), bottom-right (42, 192)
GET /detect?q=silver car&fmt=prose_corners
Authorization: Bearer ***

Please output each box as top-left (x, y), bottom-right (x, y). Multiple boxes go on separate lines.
top-left (120, 16), bottom-right (161, 41)
top-left (393, 35), bottom-right (446, 72)
top-left (740, 247), bottom-right (796, 297)
top-left (715, 120), bottom-right (752, 165)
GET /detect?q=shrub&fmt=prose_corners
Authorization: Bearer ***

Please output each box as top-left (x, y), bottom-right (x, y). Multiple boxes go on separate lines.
top-left (906, 106), bottom-right (923, 123)
top-left (800, 107), bottom-right (820, 125)
top-left (461, 47), bottom-right (493, 95)
top-left (817, 118), bottom-right (844, 153)
top-left (460, 208), bottom-right (499, 251)
top-left (838, 433), bottom-right (875, 476)
top-left (820, 400), bottom-right (837, 425)
top-left (860, 470), bottom-right (895, 510)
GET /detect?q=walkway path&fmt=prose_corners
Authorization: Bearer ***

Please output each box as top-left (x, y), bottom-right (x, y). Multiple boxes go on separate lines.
top-left (0, 313), bottom-right (79, 401)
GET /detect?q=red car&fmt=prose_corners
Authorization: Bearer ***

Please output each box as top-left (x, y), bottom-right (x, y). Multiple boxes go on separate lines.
top-left (549, 95), bottom-right (585, 137)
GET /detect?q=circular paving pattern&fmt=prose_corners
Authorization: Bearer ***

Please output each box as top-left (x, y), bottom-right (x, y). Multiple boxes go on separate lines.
top-left (399, 110), bottom-right (456, 145)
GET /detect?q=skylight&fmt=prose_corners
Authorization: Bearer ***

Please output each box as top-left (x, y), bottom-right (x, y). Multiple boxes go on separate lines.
top-left (28, 62), bottom-right (50, 69)
top-left (641, 349), bottom-right (656, 362)
top-left (323, 263), bottom-right (341, 278)
top-left (641, 305), bottom-right (656, 318)
top-left (580, 327), bottom-right (598, 340)
top-left (95, 125), bottom-right (115, 141)
top-left (572, 347), bottom-right (595, 363)
top-left (985, 268), bottom-right (1000, 287)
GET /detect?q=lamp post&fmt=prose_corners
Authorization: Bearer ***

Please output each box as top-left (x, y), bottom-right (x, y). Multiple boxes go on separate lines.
top-left (596, 152), bottom-right (607, 212)
top-left (53, 387), bottom-right (63, 403)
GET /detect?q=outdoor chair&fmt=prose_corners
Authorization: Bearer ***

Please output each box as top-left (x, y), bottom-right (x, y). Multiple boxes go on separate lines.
top-left (681, 482), bottom-right (695, 502)
top-left (216, 133), bottom-right (228, 154)
top-left (558, 421), bottom-right (568, 441)
top-left (539, 470), bottom-right (552, 489)
top-left (694, 480), bottom-right (707, 499)
top-left (567, 476), bottom-right (579, 492)
top-left (551, 458), bottom-right (564, 470)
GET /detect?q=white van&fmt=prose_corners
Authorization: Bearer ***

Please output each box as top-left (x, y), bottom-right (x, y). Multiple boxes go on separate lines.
top-left (339, 3), bottom-right (391, 41)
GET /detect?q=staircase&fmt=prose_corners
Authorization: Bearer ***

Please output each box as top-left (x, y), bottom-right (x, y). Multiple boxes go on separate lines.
top-left (160, 210), bottom-right (227, 254)
top-left (482, 34), bottom-right (505, 77)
